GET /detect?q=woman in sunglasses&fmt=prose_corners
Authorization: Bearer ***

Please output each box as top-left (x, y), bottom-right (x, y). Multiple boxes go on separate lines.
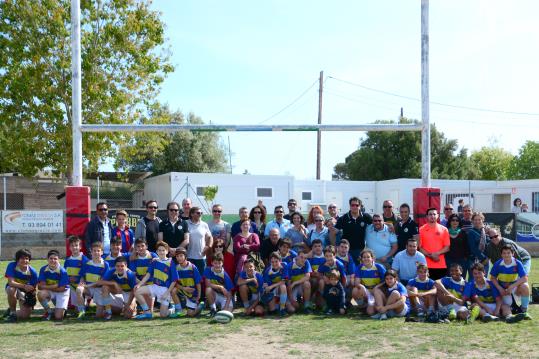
top-left (249, 205), bottom-right (267, 240)
top-left (186, 207), bottom-right (213, 276)
top-left (445, 213), bottom-right (469, 276)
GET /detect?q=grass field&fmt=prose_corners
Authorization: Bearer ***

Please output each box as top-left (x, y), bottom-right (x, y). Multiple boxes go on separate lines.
top-left (1, 259), bottom-right (539, 358)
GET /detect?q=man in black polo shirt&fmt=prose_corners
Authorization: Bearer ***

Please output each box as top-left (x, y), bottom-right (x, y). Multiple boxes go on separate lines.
top-left (158, 201), bottom-right (189, 255)
top-left (134, 200), bottom-right (162, 252)
top-left (284, 199), bottom-right (298, 221)
top-left (395, 203), bottom-right (418, 251)
top-left (336, 196), bottom-right (372, 264)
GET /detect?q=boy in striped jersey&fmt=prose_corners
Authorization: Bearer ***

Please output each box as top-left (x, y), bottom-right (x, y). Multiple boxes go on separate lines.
top-left (307, 239), bottom-right (325, 306)
top-left (352, 248), bottom-right (386, 316)
top-left (336, 239), bottom-right (356, 291)
top-left (407, 263), bottom-right (437, 316)
top-left (134, 241), bottom-right (178, 319)
top-left (262, 251), bottom-right (290, 316)
top-left (4, 248), bottom-right (38, 322)
top-left (204, 252), bottom-right (234, 316)
top-left (279, 239), bottom-right (297, 265)
top-left (63, 236), bottom-right (88, 314)
top-left (103, 237), bottom-right (129, 268)
top-left (237, 258), bottom-right (265, 316)
top-left (463, 262), bottom-right (505, 322)
top-left (286, 250), bottom-right (312, 313)
top-left (76, 242), bottom-right (110, 319)
top-left (435, 263), bottom-right (469, 320)
top-left (37, 250), bottom-right (70, 321)
top-left (171, 248), bottom-right (203, 318)
top-left (490, 244), bottom-right (532, 322)
top-left (100, 256), bottom-right (137, 319)
top-left (129, 237), bottom-right (158, 312)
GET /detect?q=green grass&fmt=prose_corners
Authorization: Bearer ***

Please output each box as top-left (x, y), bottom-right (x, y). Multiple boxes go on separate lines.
top-left (1, 259), bottom-right (539, 357)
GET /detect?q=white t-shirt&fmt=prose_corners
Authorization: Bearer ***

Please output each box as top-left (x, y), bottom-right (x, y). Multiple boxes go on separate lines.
top-left (187, 220), bottom-right (210, 260)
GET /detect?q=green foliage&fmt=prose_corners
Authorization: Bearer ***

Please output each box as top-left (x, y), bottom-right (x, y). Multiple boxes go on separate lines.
top-left (508, 141), bottom-right (539, 179)
top-left (0, 0), bottom-right (173, 179)
top-left (203, 185), bottom-right (219, 204)
top-left (333, 118), bottom-right (471, 181)
top-left (116, 104), bottom-right (228, 175)
top-left (468, 146), bottom-right (514, 180)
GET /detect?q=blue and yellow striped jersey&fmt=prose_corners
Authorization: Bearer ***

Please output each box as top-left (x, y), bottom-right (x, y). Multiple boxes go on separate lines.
top-left (4, 262), bottom-right (38, 288)
top-left (103, 268), bottom-right (137, 292)
top-left (336, 253), bottom-right (356, 276)
top-left (281, 250), bottom-right (297, 265)
top-left (63, 254), bottom-right (89, 288)
top-left (38, 265), bottom-right (69, 290)
top-left (176, 261), bottom-right (202, 298)
top-left (464, 279), bottom-right (500, 304)
top-left (129, 252), bottom-right (158, 281)
top-left (307, 255), bottom-right (326, 272)
top-left (238, 270), bottom-right (264, 294)
top-left (148, 258), bottom-right (178, 288)
top-left (318, 260), bottom-right (347, 284)
top-left (80, 260), bottom-right (109, 285)
top-left (287, 260), bottom-right (312, 283)
top-left (355, 263), bottom-right (386, 290)
top-left (440, 276), bottom-right (466, 299)
top-left (102, 252), bottom-right (129, 269)
top-left (203, 267), bottom-right (234, 291)
top-left (407, 277), bottom-right (435, 292)
top-left (263, 265), bottom-right (288, 285)
top-left (490, 258), bottom-right (526, 289)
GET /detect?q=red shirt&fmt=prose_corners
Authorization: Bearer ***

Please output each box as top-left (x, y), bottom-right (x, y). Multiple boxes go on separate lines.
top-left (419, 223), bottom-right (450, 269)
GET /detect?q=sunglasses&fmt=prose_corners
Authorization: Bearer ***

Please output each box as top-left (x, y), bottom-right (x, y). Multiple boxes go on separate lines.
top-left (373, 219), bottom-right (382, 222)
top-left (253, 211), bottom-right (261, 214)
top-left (168, 208), bottom-right (179, 212)
top-left (215, 245), bottom-right (224, 248)
top-left (98, 208), bottom-right (108, 212)
top-left (350, 204), bottom-right (360, 207)
top-left (212, 210), bottom-right (222, 213)
top-left (147, 206), bottom-right (157, 209)
top-left (288, 203), bottom-right (297, 206)
top-left (383, 205), bottom-right (392, 208)
top-left (444, 208), bottom-right (453, 211)
top-left (450, 219), bottom-right (459, 222)
top-left (490, 234), bottom-right (499, 239)
top-left (315, 219), bottom-right (324, 222)
top-left (275, 211), bottom-right (284, 213)
top-left (328, 206), bottom-right (336, 209)
top-left (194, 212), bottom-right (202, 215)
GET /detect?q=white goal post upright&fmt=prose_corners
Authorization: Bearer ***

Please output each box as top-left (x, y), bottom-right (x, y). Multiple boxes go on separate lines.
top-left (70, 1), bottom-right (431, 186)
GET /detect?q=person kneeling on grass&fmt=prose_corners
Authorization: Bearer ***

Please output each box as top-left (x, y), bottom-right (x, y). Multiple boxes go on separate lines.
top-left (286, 250), bottom-right (313, 314)
top-left (171, 248), bottom-right (204, 318)
top-left (204, 252), bottom-right (234, 317)
top-left (435, 263), bottom-right (469, 321)
top-left (38, 250), bottom-right (70, 321)
top-left (99, 256), bottom-right (137, 320)
top-left (371, 269), bottom-right (409, 320)
top-left (77, 243), bottom-right (110, 319)
top-left (134, 241), bottom-right (178, 319)
top-left (64, 236), bottom-right (89, 316)
top-left (352, 248), bottom-right (386, 316)
top-left (262, 251), bottom-right (291, 316)
top-left (4, 248), bottom-right (38, 323)
top-left (490, 244), bottom-right (532, 323)
top-left (406, 263), bottom-right (437, 317)
top-left (237, 258), bottom-right (265, 316)
top-left (463, 262), bottom-right (506, 323)
top-left (323, 270), bottom-right (346, 315)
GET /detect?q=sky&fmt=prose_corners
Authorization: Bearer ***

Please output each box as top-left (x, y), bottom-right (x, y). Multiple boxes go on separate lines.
top-left (134, 0), bottom-right (539, 180)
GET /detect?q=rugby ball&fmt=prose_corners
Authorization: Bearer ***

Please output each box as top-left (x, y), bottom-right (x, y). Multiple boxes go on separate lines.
top-left (213, 310), bottom-right (234, 324)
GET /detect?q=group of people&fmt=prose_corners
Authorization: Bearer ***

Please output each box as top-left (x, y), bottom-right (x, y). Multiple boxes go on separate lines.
top-left (3, 196), bottom-right (533, 324)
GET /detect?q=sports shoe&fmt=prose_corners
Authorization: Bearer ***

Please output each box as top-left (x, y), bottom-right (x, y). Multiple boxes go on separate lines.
top-left (197, 301), bottom-right (205, 312)
top-left (303, 307), bottom-right (313, 315)
top-left (76, 311), bottom-right (86, 320)
top-left (470, 306), bottom-right (480, 321)
top-left (169, 311), bottom-right (186, 318)
top-left (104, 311), bottom-right (112, 321)
top-left (448, 308), bottom-right (457, 321)
top-left (42, 311), bottom-right (53, 321)
top-left (325, 309), bottom-right (334, 316)
top-left (279, 309), bottom-right (288, 317)
top-left (522, 312), bottom-right (533, 320)
top-left (379, 313), bottom-right (388, 321)
top-left (2, 309), bottom-right (10, 318)
top-left (208, 309), bottom-right (217, 318)
top-left (6, 313), bottom-right (17, 323)
top-left (482, 314), bottom-right (494, 323)
top-left (135, 312), bottom-right (152, 320)
top-left (370, 313), bottom-right (382, 320)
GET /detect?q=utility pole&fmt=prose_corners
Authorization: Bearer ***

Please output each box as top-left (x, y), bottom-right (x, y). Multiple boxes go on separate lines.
top-left (71, 0), bottom-right (82, 186)
top-left (421, 0), bottom-right (431, 188)
top-left (316, 70), bottom-right (323, 180)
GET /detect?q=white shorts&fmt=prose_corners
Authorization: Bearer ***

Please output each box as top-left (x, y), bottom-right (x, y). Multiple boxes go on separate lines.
top-left (70, 286), bottom-right (78, 306)
top-left (502, 288), bottom-right (517, 305)
top-left (109, 292), bottom-right (131, 308)
top-left (88, 287), bottom-right (104, 306)
top-left (149, 284), bottom-right (171, 306)
top-left (46, 289), bottom-right (70, 310)
top-left (483, 303), bottom-right (497, 312)
top-left (5, 286), bottom-right (26, 301)
top-left (215, 293), bottom-right (233, 310)
top-left (387, 303), bottom-right (408, 318)
top-left (440, 303), bottom-right (468, 313)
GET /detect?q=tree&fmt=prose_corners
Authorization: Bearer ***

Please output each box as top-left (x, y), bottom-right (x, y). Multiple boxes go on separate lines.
top-left (0, 0), bottom-right (173, 179)
top-left (508, 141), bottom-right (539, 179)
top-left (116, 105), bottom-right (228, 175)
top-left (333, 118), bottom-right (471, 181)
top-left (203, 185), bottom-right (219, 207)
top-left (468, 147), bottom-right (514, 180)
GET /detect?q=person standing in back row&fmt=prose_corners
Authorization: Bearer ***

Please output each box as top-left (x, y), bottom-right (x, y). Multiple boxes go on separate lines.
top-left (135, 200), bottom-right (162, 252)
top-left (418, 208), bottom-right (450, 280)
top-left (336, 197), bottom-right (373, 264)
top-left (395, 203), bottom-right (418, 252)
top-left (158, 201), bottom-right (189, 255)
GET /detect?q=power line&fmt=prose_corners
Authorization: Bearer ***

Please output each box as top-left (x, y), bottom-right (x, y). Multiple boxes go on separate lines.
top-left (258, 79), bottom-right (319, 124)
top-left (328, 76), bottom-right (539, 117)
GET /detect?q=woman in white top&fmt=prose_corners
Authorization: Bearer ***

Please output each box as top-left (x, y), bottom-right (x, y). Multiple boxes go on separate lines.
top-left (187, 206), bottom-right (213, 275)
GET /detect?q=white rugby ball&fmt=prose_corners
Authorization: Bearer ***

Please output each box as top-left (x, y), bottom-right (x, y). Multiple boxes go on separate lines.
top-left (213, 310), bottom-right (234, 324)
